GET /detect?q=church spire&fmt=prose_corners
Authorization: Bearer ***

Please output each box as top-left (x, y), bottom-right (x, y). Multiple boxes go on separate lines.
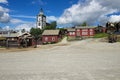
top-left (39, 8), bottom-right (44, 15)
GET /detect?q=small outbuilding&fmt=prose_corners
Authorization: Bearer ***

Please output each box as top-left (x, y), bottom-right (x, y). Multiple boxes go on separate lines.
top-left (42, 30), bottom-right (61, 44)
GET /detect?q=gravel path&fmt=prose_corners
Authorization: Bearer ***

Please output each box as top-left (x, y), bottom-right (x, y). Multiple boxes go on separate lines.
top-left (0, 38), bottom-right (120, 80)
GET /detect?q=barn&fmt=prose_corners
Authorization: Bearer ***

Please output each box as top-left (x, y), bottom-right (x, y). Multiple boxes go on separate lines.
top-left (42, 30), bottom-right (61, 44)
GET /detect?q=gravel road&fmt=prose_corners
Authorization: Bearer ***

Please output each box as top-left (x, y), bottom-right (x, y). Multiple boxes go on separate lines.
top-left (0, 38), bottom-right (120, 80)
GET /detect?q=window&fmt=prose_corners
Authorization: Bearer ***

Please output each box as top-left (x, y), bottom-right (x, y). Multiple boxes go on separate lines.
top-left (38, 23), bottom-right (40, 26)
top-left (90, 32), bottom-right (93, 35)
top-left (70, 32), bottom-right (75, 35)
top-left (43, 17), bottom-right (46, 21)
top-left (45, 37), bottom-right (48, 41)
top-left (39, 17), bottom-right (42, 21)
top-left (72, 32), bottom-right (75, 35)
top-left (82, 29), bottom-right (88, 35)
top-left (52, 37), bottom-right (55, 41)
top-left (82, 32), bottom-right (88, 35)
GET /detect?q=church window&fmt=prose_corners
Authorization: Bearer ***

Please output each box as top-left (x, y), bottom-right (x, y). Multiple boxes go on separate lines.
top-left (39, 23), bottom-right (40, 26)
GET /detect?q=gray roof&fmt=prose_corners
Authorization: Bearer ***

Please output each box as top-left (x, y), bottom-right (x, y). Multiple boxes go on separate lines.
top-left (1, 33), bottom-right (19, 37)
top-left (75, 26), bottom-right (96, 29)
top-left (0, 32), bottom-right (31, 38)
top-left (67, 28), bottom-right (76, 32)
top-left (42, 30), bottom-right (60, 36)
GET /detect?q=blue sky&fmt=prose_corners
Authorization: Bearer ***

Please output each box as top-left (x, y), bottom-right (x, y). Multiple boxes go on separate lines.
top-left (0, 0), bottom-right (120, 31)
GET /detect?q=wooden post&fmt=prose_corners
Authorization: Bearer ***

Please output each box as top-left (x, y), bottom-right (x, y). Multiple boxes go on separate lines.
top-left (18, 38), bottom-right (20, 48)
top-left (6, 39), bottom-right (9, 48)
top-left (88, 29), bottom-right (90, 37)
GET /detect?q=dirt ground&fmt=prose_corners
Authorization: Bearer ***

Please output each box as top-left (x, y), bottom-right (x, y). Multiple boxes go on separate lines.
top-left (0, 38), bottom-right (120, 80)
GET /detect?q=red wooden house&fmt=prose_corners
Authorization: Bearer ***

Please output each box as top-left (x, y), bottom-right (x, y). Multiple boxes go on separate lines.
top-left (76, 27), bottom-right (95, 37)
top-left (67, 26), bottom-right (95, 38)
top-left (67, 28), bottom-right (76, 39)
top-left (42, 30), bottom-right (61, 43)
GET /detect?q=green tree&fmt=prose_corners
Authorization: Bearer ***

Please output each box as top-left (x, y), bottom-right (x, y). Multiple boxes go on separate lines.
top-left (30, 28), bottom-right (42, 48)
top-left (44, 21), bottom-right (57, 30)
top-left (50, 21), bottom-right (57, 29)
top-left (81, 22), bottom-right (87, 26)
top-left (21, 29), bottom-right (26, 33)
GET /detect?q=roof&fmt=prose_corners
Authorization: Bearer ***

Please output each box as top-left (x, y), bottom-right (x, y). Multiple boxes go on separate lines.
top-left (76, 26), bottom-right (96, 29)
top-left (0, 32), bottom-right (31, 38)
top-left (1, 33), bottom-right (19, 37)
top-left (67, 28), bottom-right (76, 32)
top-left (42, 30), bottom-right (60, 36)
top-left (19, 32), bottom-right (31, 37)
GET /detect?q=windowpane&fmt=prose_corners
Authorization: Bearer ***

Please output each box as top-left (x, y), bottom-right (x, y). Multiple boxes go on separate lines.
top-left (52, 37), bottom-right (55, 41)
top-left (45, 37), bottom-right (48, 41)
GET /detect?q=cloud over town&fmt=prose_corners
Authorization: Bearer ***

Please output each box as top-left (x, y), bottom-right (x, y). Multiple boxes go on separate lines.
top-left (57, 0), bottom-right (120, 26)
top-left (0, 0), bottom-right (120, 30)
top-left (0, 0), bottom-right (10, 23)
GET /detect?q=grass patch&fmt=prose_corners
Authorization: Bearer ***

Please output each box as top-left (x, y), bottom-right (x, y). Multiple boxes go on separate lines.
top-left (94, 33), bottom-right (108, 38)
top-left (67, 36), bottom-right (82, 41)
top-left (0, 46), bottom-right (5, 48)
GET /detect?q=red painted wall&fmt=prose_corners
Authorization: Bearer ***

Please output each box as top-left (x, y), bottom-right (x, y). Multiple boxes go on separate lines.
top-left (68, 28), bottom-right (95, 37)
top-left (78, 28), bottom-right (95, 36)
top-left (42, 35), bottom-right (59, 43)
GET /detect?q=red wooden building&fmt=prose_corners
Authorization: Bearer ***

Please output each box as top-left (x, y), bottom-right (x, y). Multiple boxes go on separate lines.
top-left (67, 28), bottom-right (76, 39)
top-left (67, 26), bottom-right (95, 38)
top-left (42, 30), bottom-right (61, 43)
top-left (76, 27), bottom-right (95, 37)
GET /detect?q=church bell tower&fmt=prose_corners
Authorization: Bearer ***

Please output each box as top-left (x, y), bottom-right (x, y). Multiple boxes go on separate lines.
top-left (36, 8), bottom-right (46, 29)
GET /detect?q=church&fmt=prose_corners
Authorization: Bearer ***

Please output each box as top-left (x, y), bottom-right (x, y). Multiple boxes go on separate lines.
top-left (36, 8), bottom-right (47, 29)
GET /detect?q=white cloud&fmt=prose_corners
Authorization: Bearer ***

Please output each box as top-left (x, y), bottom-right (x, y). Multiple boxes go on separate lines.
top-left (10, 18), bottom-right (25, 24)
top-left (3, 25), bottom-right (10, 30)
top-left (109, 15), bottom-right (120, 22)
top-left (96, 0), bottom-right (120, 9)
top-left (57, 0), bottom-right (119, 26)
top-left (0, 12), bottom-right (10, 23)
top-left (11, 15), bottom-right (36, 19)
top-left (0, 0), bottom-right (8, 4)
top-left (32, 0), bottom-right (47, 6)
top-left (0, 6), bottom-right (9, 13)
top-left (10, 18), bottom-right (32, 24)
top-left (15, 23), bottom-right (36, 31)
top-left (0, 6), bottom-right (10, 23)
top-left (46, 16), bottom-right (58, 22)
